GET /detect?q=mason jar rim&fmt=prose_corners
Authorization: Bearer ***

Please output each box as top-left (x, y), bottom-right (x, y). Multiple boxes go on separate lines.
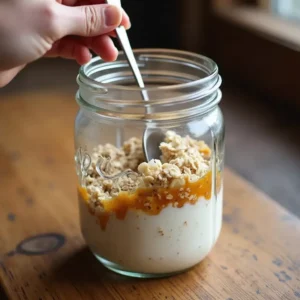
top-left (78, 48), bottom-right (219, 92)
top-left (76, 48), bottom-right (222, 121)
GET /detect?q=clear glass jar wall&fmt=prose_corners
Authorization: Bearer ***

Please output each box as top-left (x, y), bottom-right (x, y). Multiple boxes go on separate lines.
top-left (74, 49), bottom-right (224, 278)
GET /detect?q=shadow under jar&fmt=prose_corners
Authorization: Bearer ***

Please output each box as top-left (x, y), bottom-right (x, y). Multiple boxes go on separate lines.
top-left (74, 49), bottom-right (224, 278)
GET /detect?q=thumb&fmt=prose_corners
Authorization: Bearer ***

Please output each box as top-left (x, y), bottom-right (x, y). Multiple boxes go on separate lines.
top-left (57, 4), bottom-right (122, 37)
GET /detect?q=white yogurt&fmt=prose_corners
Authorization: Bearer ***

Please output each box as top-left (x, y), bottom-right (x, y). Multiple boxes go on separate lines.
top-left (79, 190), bottom-right (223, 274)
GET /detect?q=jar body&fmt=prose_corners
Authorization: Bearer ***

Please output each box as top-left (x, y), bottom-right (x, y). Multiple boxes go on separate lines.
top-left (74, 49), bottom-right (224, 278)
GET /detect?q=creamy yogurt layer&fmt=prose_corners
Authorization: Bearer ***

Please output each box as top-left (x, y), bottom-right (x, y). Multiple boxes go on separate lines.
top-left (79, 192), bottom-right (222, 274)
top-left (78, 131), bottom-right (223, 274)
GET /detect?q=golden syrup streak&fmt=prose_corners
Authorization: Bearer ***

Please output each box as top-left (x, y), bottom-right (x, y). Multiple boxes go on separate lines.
top-left (79, 171), bottom-right (222, 230)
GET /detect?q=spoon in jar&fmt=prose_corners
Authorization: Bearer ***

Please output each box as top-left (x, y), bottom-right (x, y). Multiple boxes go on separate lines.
top-left (106, 0), bottom-right (164, 161)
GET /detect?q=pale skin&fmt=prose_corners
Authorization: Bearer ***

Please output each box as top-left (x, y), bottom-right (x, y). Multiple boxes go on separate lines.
top-left (0, 0), bottom-right (131, 87)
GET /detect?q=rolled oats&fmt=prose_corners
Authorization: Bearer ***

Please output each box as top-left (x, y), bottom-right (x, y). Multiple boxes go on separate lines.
top-left (83, 131), bottom-right (211, 203)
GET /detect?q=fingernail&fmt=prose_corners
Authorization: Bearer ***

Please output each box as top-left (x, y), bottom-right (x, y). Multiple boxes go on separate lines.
top-left (127, 19), bottom-right (132, 30)
top-left (123, 11), bottom-right (131, 29)
top-left (105, 6), bottom-right (121, 27)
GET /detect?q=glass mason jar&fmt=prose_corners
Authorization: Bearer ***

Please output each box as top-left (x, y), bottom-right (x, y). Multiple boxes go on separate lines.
top-left (74, 49), bottom-right (224, 278)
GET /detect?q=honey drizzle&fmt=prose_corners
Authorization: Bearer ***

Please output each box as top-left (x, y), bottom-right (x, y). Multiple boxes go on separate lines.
top-left (79, 171), bottom-right (221, 230)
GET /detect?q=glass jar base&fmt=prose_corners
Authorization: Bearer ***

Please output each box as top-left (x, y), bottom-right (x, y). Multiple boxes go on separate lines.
top-left (93, 253), bottom-right (192, 278)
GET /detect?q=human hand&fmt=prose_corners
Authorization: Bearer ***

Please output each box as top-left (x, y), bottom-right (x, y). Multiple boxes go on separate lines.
top-left (0, 0), bottom-right (130, 87)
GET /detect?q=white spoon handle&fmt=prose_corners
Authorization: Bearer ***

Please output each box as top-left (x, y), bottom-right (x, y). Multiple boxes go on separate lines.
top-left (105, 0), bottom-right (149, 102)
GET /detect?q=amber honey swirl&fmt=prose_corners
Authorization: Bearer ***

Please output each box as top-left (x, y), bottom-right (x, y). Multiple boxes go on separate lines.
top-left (79, 171), bottom-right (222, 230)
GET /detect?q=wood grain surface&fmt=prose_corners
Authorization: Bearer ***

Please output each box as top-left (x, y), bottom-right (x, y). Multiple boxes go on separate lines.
top-left (0, 93), bottom-right (300, 300)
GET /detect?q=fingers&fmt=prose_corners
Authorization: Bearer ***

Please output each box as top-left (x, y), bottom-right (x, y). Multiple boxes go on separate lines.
top-left (46, 37), bottom-right (91, 64)
top-left (45, 35), bottom-right (118, 64)
top-left (74, 1), bottom-right (131, 28)
top-left (85, 35), bottom-right (118, 61)
top-left (102, 8), bottom-right (133, 38)
top-left (48, 1), bottom-right (130, 63)
top-left (0, 65), bottom-right (26, 88)
top-left (56, 4), bottom-right (123, 38)
top-left (74, 44), bottom-right (92, 64)
top-left (121, 8), bottom-right (131, 29)
top-left (62, 0), bottom-right (106, 5)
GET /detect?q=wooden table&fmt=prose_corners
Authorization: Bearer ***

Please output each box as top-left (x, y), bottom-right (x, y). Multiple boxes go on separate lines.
top-left (0, 93), bottom-right (300, 300)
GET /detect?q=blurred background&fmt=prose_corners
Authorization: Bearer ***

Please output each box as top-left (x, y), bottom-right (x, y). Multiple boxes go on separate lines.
top-left (1, 0), bottom-right (300, 216)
